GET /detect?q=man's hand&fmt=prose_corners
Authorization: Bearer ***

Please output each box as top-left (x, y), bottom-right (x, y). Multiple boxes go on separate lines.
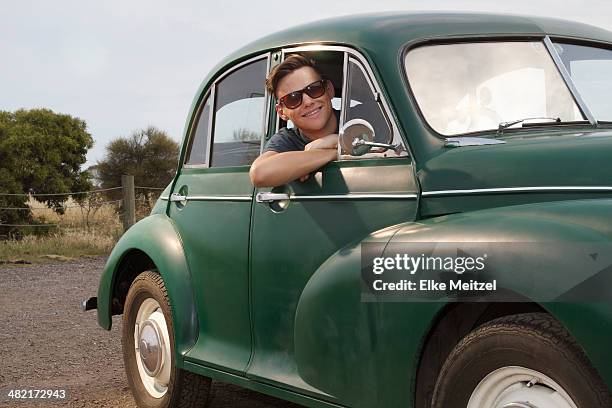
top-left (305, 134), bottom-right (338, 151)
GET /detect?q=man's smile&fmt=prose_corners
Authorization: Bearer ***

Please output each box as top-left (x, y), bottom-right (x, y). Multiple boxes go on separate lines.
top-left (302, 106), bottom-right (322, 117)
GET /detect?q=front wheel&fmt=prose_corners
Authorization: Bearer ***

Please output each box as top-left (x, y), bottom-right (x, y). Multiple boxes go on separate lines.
top-left (122, 271), bottom-right (211, 408)
top-left (432, 313), bottom-right (611, 408)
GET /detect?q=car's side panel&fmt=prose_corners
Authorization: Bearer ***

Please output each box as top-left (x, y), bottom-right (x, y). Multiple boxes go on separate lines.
top-left (97, 213), bottom-right (198, 360)
top-left (247, 159), bottom-right (418, 402)
top-left (295, 234), bottom-right (426, 408)
top-left (294, 199), bottom-right (612, 407)
top-left (171, 167), bottom-right (254, 375)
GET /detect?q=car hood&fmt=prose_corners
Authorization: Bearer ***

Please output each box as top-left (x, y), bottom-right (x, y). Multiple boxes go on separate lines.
top-left (419, 128), bottom-right (612, 192)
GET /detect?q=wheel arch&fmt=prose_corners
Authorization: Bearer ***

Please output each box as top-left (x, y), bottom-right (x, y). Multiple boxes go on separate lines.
top-left (97, 214), bottom-right (198, 357)
top-left (414, 301), bottom-right (547, 408)
top-left (399, 200), bottom-right (612, 402)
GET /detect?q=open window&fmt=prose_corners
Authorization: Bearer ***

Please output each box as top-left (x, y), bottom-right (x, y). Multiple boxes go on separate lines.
top-left (273, 48), bottom-right (408, 160)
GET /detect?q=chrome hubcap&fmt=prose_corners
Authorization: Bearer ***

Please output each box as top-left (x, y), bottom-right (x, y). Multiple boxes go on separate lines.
top-left (134, 298), bottom-right (172, 399)
top-left (138, 320), bottom-right (163, 376)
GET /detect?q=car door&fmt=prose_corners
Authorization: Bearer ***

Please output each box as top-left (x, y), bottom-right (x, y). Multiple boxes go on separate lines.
top-left (169, 55), bottom-right (268, 374)
top-left (246, 49), bottom-right (419, 400)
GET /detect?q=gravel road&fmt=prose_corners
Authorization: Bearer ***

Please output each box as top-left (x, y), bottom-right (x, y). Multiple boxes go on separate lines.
top-left (0, 257), bottom-right (302, 408)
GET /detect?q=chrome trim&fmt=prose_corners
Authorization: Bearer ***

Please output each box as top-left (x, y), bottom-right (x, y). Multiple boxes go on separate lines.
top-left (261, 53), bottom-right (272, 153)
top-left (170, 193), bottom-right (187, 202)
top-left (544, 36), bottom-right (597, 126)
top-left (340, 52), bottom-right (349, 129)
top-left (186, 195), bottom-right (252, 201)
top-left (166, 193), bottom-right (417, 201)
top-left (445, 137), bottom-right (506, 147)
top-left (290, 193), bottom-right (417, 200)
top-left (204, 84), bottom-right (215, 166)
top-left (256, 192), bottom-right (290, 203)
top-left (422, 186), bottom-right (612, 197)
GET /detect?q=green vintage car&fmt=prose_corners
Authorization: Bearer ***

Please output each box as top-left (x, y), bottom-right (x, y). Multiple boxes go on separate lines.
top-left (87, 12), bottom-right (612, 408)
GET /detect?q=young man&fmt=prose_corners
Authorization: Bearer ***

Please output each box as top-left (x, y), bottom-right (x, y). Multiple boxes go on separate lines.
top-left (249, 55), bottom-right (339, 188)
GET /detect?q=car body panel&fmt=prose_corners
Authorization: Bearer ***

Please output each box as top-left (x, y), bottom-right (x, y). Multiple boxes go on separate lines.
top-left (420, 130), bottom-right (612, 216)
top-left (247, 158), bottom-right (418, 402)
top-left (295, 199), bottom-right (612, 406)
top-left (171, 167), bottom-right (254, 374)
top-left (96, 213), bottom-right (198, 359)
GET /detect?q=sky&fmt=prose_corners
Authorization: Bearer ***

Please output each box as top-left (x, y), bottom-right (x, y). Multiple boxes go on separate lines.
top-left (2, 0), bottom-right (612, 168)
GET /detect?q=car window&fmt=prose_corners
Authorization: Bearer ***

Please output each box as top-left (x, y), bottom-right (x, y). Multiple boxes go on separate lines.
top-left (211, 58), bottom-right (267, 167)
top-left (340, 57), bottom-right (407, 159)
top-left (405, 41), bottom-right (585, 136)
top-left (554, 42), bottom-right (612, 122)
top-left (184, 96), bottom-right (212, 165)
top-left (345, 59), bottom-right (392, 144)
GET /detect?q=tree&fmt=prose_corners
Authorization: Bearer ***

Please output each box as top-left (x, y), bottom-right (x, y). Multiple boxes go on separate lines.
top-left (96, 126), bottom-right (179, 209)
top-left (0, 109), bottom-right (93, 236)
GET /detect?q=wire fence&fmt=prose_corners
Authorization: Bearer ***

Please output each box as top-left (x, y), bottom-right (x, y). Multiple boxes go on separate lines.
top-left (0, 182), bottom-right (165, 238)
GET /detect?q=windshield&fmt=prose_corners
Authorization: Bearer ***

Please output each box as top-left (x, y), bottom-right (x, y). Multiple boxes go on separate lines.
top-left (404, 41), bottom-right (585, 136)
top-left (553, 42), bottom-right (612, 122)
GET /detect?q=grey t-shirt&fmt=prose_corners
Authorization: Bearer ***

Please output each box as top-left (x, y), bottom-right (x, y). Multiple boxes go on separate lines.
top-left (263, 127), bottom-right (312, 153)
top-left (263, 110), bottom-right (340, 153)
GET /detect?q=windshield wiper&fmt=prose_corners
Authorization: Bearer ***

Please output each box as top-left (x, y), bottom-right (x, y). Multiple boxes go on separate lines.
top-left (497, 117), bottom-right (561, 135)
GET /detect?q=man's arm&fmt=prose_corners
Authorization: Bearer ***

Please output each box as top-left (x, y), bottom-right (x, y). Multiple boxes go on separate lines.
top-left (249, 148), bottom-right (337, 188)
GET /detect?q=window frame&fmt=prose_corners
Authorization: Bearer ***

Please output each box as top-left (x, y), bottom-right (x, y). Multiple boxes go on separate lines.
top-left (343, 55), bottom-right (394, 145)
top-left (182, 53), bottom-right (271, 169)
top-left (550, 37), bottom-right (612, 124)
top-left (273, 44), bottom-right (411, 161)
top-left (183, 90), bottom-right (214, 167)
top-left (400, 35), bottom-right (599, 140)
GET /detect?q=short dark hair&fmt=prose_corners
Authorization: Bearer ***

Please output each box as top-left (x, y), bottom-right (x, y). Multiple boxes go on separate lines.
top-left (266, 54), bottom-right (322, 97)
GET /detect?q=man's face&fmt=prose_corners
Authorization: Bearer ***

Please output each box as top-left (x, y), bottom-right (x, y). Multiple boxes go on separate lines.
top-left (275, 67), bottom-right (334, 136)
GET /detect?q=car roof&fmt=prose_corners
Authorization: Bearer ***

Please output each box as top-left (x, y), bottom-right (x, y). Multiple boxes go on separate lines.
top-left (212, 12), bottom-right (612, 79)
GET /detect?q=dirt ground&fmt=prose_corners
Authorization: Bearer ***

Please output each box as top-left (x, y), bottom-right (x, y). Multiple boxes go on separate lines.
top-left (0, 257), bottom-right (301, 407)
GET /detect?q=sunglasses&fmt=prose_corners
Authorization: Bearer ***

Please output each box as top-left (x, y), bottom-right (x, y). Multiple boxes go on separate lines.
top-left (278, 79), bottom-right (328, 109)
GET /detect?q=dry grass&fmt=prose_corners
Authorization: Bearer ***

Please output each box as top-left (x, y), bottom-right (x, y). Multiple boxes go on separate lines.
top-left (1, 197), bottom-right (125, 263)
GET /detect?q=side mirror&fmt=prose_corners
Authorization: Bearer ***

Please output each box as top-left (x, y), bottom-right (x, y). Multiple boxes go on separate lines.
top-left (339, 119), bottom-right (375, 156)
top-left (339, 118), bottom-right (404, 157)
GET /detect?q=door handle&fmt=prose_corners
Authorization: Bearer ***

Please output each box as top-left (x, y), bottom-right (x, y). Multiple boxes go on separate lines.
top-left (256, 192), bottom-right (290, 203)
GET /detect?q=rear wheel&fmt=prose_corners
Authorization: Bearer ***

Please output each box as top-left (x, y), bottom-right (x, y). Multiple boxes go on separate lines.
top-left (122, 271), bottom-right (211, 408)
top-left (432, 313), bottom-right (611, 408)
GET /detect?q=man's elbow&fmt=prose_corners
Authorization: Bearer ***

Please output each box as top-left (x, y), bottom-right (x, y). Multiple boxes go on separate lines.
top-left (249, 165), bottom-right (273, 188)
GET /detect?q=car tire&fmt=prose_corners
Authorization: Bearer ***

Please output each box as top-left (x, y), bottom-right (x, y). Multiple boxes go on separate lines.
top-left (431, 312), bottom-right (611, 408)
top-left (122, 271), bottom-right (211, 408)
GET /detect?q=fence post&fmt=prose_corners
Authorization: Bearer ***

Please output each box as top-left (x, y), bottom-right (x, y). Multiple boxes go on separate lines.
top-left (122, 175), bottom-right (135, 232)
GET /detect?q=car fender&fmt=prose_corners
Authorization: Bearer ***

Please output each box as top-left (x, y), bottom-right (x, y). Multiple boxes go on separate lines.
top-left (294, 199), bottom-right (612, 406)
top-left (96, 213), bottom-right (198, 356)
